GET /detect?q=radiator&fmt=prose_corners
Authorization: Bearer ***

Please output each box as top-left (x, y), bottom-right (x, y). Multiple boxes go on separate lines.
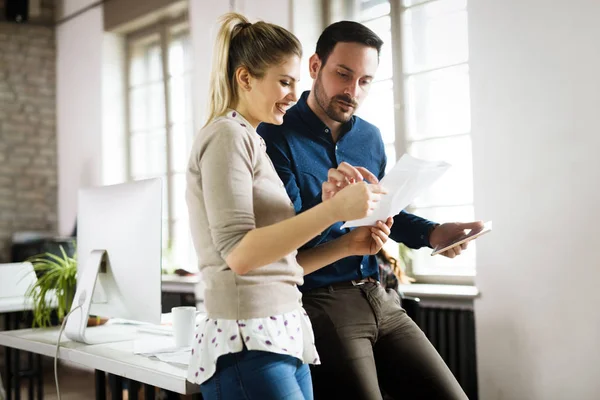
top-left (415, 306), bottom-right (478, 399)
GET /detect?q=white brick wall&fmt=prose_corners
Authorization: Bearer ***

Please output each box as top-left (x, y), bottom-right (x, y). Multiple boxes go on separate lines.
top-left (0, 1), bottom-right (57, 261)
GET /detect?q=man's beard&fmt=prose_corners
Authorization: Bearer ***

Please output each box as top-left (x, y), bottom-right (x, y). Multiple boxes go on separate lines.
top-left (314, 72), bottom-right (358, 124)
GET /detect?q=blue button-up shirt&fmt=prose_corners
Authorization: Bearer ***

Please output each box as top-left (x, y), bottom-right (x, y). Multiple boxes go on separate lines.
top-left (258, 91), bottom-right (437, 291)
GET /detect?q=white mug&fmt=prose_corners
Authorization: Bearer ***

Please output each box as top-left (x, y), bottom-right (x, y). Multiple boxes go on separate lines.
top-left (172, 306), bottom-right (196, 348)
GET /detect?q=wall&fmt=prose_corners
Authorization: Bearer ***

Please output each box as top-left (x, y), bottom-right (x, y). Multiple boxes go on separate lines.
top-left (291, 0), bottom-right (323, 94)
top-left (235, 0), bottom-right (292, 29)
top-left (188, 0), bottom-right (230, 131)
top-left (52, 0), bottom-right (324, 235)
top-left (0, 0), bottom-right (58, 261)
top-left (101, 33), bottom-right (127, 186)
top-left (470, 0), bottom-right (600, 399)
top-left (103, 0), bottom-right (181, 31)
top-left (56, 1), bottom-right (103, 235)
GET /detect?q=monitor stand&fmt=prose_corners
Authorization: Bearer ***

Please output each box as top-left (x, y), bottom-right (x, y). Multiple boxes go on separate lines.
top-left (64, 250), bottom-right (136, 344)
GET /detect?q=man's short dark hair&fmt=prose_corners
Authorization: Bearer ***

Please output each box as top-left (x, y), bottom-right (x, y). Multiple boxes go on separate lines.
top-left (315, 21), bottom-right (384, 66)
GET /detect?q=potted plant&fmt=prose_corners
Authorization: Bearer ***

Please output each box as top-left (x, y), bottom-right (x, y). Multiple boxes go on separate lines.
top-left (25, 245), bottom-right (77, 328)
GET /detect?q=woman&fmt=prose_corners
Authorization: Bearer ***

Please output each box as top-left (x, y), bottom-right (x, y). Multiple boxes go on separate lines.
top-left (377, 248), bottom-right (415, 291)
top-left (186, 13), bottom-right (392, 400)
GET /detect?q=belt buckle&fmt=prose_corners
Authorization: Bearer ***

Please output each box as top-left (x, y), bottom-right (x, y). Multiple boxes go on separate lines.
top-left (351, 279), bottom-right (366, 286)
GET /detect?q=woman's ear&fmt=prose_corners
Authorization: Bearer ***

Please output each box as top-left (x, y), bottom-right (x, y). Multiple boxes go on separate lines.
top-left (235, 66), bottom-right (253, 91)
top-left (308, 53), bottom-right (322, 80)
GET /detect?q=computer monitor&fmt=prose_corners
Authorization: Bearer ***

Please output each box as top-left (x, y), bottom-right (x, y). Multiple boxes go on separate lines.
top-left (65, 178), bottom-right (163, 344)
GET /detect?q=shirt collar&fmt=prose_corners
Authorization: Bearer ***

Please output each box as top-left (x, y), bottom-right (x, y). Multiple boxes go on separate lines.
top-left (225, 108), bottom-right (254, 131)
top-left (225, 108), bottom-right (266, 148)
top-left (296, 91), bottom-right (356, 139)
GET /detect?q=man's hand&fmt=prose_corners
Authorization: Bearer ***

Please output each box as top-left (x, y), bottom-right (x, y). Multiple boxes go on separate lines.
top-left (429, 221), bottom-right (485, 258)
top-left (345, 217), bottom-right (393, 256)
top-left (322, 162), bottom-right (379, 202)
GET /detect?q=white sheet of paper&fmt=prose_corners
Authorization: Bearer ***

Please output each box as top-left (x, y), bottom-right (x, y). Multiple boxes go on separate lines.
top-left (152, 350), bottom-right (192, 366)
top-left (341, 154), bottom-right (451, 228)
top-left (133, 336), bottom-right (180, 354)
top-left (133, 336), bottom-right (192, 366)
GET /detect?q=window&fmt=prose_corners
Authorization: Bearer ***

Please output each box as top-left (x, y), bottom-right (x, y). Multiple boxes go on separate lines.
top-left (330, 0), bottom-right (475, 280)
top-left (126, 18), bottom-right (195, 271)
top-left (354, 0), bottom-right (398, 171)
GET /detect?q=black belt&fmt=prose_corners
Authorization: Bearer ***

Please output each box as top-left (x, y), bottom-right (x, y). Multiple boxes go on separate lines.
top-left (327, 276), bottom-right (379, 289)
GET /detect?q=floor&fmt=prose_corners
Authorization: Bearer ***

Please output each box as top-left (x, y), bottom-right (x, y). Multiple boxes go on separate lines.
top-left (1, 355), bottom-right (96, 400)
top-left (2, 353), bottom-right (197, 399)
top-left (30, 361), bottom-right (95, 400)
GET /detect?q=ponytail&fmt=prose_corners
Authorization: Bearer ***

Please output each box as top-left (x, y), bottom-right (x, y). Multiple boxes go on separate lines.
top-left (205, 13), bottom-right (250, 127)
top-left (204, 12), bottom-right (302, 127)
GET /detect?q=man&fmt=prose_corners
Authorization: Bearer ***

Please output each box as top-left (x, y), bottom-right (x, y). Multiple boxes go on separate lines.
top-left (258, 21), bottom-right (478, 399)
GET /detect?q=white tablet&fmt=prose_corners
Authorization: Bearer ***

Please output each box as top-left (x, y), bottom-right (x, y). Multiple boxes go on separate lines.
top-left (431, 221), bottom-right (492, 256)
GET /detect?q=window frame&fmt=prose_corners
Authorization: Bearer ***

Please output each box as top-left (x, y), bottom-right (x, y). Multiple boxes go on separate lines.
top-left (326, 0), bottom-right (476, 284)
top-left (124, 14), bottom-right (191, 256)
top-left (395, 0), bottom-right (475, 282)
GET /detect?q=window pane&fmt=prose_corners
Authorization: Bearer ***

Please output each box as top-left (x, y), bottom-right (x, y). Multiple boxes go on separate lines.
top-left (172, 218), bottom-right (196, 269)
top-left (359, 0), bottom-right (390, 21)
top-left (363, 16), bottom-right (393, 81)
top-left (162, 183), bottom-right (169, 221)
top-left (129, 33), bottom-right (162, 86)
top-left (384, 143), bottom-right (397, 173)
top-left (329, 0), bottom-right (350, 21)
top-left (129, 86), bottom-right (147, 132)
top-left (129, 46), bottom-right (146, 87)
top-left (378, 36), bottom-right (394, 82)
top-left (127, 24), bottom-right (194, 268)
top-left (408, 135), bottom-right (473, 207)
top-left (147, 43), bottom-right (163, 82)
top-left (405, 64), bottom-right (470, 139)
top-left (357, 79), bottom-right (395, 144)
top-left (403, 0), bottom-right (430, 7)
top-left (402, 0), bottom-right (468, 73)
top-left (130, 130), bottom-right (167, 178)
top-left (168, 74), bottom-right (193, 124)
top-left (168, 34), bottom-right (192, 76)
top-left (130, 83), bottom-right (166, 132)
top-left (171, 123), bottom-right (193, 173)
top-left (130, 39), bottom-right (164, 85)
top-left (410, 204), bottom-right (476, 273)
top-left (172, 173), bottom-right (187, 220)
top-left (162, 218), bottom-right (170, 254)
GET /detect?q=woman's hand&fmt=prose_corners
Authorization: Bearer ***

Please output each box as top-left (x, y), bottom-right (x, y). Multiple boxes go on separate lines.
top-left (345, 217), bottom-right (394, 256)
top-left (326, 181), bottom-right (387, 222)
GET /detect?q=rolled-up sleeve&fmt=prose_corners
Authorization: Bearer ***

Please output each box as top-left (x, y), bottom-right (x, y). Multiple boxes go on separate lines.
top-left (197, 125), bottom-right (256, 259)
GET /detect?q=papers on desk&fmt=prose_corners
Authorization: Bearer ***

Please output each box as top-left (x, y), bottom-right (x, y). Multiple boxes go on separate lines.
top-left (105, 312), bottom-right (207, 367)
top-left (131, 312), bottom-right (207, 367)
top-left (341, 154), bottom-right (451, 229)
top-left (133, 336), bottom-right (192, 366)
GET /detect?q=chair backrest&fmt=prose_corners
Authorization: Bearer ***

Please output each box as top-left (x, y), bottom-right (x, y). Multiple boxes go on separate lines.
top-left (0, 262), bottom-right (37, 299)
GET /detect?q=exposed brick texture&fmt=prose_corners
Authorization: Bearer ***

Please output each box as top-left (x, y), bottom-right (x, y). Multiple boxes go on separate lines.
top-left (0, 0), bottom-right (56, 261)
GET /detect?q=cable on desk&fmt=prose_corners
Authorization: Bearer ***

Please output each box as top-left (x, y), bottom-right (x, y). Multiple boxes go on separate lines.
top-left (54, 304), bottom-right (83, 400)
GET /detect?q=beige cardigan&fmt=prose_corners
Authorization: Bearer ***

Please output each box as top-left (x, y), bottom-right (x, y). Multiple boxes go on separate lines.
top-left (186, 110), bottom-right (304, 320)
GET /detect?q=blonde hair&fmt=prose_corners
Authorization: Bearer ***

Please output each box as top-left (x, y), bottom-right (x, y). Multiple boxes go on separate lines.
top-left (204, 13), bottom-right (302, 126)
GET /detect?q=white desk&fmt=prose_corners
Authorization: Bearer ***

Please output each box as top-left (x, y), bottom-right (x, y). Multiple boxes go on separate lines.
top-left (0, 324), bottom-right (201, 398)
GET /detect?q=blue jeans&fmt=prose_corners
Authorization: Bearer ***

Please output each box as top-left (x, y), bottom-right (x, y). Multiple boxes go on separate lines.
top-left (200, 349), bottom-right (313, 400)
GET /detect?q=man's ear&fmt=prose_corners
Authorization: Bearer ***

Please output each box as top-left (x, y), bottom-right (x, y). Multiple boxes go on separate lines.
top-left (235, 66), bottom-right (253, 91)
top-left (308, 53), bottom-right (322, 80)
